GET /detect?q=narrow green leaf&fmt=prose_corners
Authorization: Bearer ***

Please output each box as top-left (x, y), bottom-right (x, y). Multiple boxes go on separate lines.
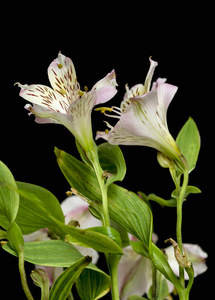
top-left (57, 222), bottom-right (123, 254)
top-left (128, 296), bottom-right (149, 300)
top-left (108, 184), bottom-right (153, 254)
top-left (55, 147), bottom-right (101, 202)
top-left (151, 244), bottom-right (184, 293)
top-left (98, 142), bottom-right (126, 186)
top-left (0, 161), bottom-right (19, 229)
top-left (76, 268), bottom-right (111, 300)
top-left (49, 256), bottom-right (92, 300)
top-left (15, 182), bottom-right (65, 236)
top-left (176, 117), bottom-right (200, 172)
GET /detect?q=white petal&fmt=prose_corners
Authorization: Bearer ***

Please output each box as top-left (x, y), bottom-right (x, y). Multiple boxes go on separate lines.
top-left (48, 53), bottom-right (80, 105)
top-left (61, 196), bottom-right (102, 228)
top-left (18, 83), bottom-right (68, 113)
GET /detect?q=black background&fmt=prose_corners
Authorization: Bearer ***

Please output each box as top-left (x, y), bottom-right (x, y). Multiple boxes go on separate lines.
top-left (1, 3), bottom-right (212, 299)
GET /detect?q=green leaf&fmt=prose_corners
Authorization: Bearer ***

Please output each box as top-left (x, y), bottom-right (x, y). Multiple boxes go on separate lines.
top-left (7, 221), bottom-right (24, 254)
top-left (76, 268), bottom-right (111, 300)
top-left (171, 185), bottom-right (201, 199)
top-left (0, 161), bottom-right (19, 229)
top-left (57, 223), bottom-right (123, 254)
top-left (55, 147), bottom-right (101, 202)
top-left (98, 142), bottom-right (126, 186)
top-left (108, 184), bottom-right (153, 255)
top-left (49, 256), bottom-right (92, 300)
top-left (128, 296), bottom-right (149, 300)
top-left (176, 118), bottom-right (200, 172)
top-left (151, 244), bottom-right (184, 293)
top-left (15, 182), bottom-right (65, 236)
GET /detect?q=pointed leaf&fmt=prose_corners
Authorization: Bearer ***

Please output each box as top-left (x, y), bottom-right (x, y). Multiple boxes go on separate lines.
top-left (7, 221), bottom-right (24, 254)
top-left (176, 118), bottom-right (200, 172)
top-left (98, 142), bottom-right (126, 186)
top-left (76, 268), bottom-right (111, 300)
top-left (0, 161), bottom-right (19, 229)
top-left (15, 182), bottom-right (65, 236)
top-left (49, 256), bottom-right (92, 300)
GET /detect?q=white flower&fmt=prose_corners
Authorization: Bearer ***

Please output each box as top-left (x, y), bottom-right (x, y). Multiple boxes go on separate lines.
top-left (16, 53), bottom-right (117, 153)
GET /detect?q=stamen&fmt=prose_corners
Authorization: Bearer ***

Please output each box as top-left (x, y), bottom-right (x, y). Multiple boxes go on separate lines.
top-left (95, 107), bottom-right (113, 113)
top-left (58, 64), bottom-right (63, 69)
top-left (104, 121), bottom-right (114, 130)
top-left (104, 112), bottom-right (120, 119)
top-left (78, 90), bottom-right (85, 96)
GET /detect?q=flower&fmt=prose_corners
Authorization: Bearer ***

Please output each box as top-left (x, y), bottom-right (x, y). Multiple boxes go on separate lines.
top-left (24, 195), bottom-right (102, 286)
top-left (96, 58), bottom-right (183, 165)
top-left (16, 53), bottom-right (117, 153)
top-left (118, 235), bottom-right (208, 299)
top-left (165, 243), bottom-right (208, 280)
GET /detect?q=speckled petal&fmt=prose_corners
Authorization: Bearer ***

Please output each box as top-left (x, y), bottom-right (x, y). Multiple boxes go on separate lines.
top-left (18, 83), bottom-right (69, 113)
top-left (48, 53), bottom-right (79, 105)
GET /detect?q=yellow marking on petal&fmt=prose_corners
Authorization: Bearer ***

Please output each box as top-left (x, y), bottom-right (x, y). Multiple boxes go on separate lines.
top-left (58, 64), bottom-right (63, 69)
top-left (60, 88), bottom-right (67, 95)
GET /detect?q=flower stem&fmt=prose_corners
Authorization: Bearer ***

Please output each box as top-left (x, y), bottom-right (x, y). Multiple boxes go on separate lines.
top-left (18, 250), bottom-right (34, 300)
top-left (90, 149), bottom-right (110, 227)
top-left (176, 168), bottom-right (189, 287)
top-left (106, 254), bottom-right (120, 300)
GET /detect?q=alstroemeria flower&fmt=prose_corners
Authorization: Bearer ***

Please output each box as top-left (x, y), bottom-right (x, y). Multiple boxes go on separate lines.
top-left (165, 243), bottom-right (208, 279)
top-left (118, 235), bottom-right (208, 299)
top-left (24, 195), bottom-right (102, 286)
top-left (96, 59), bottom-right (182, 165)
top-left (16, 53), bottom-right (117, 153)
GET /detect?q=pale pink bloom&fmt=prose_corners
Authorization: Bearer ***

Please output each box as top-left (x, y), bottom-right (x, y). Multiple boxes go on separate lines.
top-left (96, 59), bottom-right (182, 164)
top-left (118, 235), bottom-right (208, 299)
top-left (16, 53), bottom-right (117, 152)
top-left (24, 196), bottom-right (102, 286)
top-left (165, 243), bottom-right (208, 280)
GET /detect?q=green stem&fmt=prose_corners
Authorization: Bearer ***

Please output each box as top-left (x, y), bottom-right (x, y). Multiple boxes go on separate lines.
top-left (18, 251), bottom-right (34, 300)
top-left (106, 254), bottom-right (120, 300)
top-left (176, 168), bottom-right (189, 287)
top-left (90, 150), bottom-right (110, 227)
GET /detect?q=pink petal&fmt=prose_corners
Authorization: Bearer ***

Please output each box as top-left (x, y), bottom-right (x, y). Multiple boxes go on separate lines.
top-left (92, 70), bottom-right (118, 105)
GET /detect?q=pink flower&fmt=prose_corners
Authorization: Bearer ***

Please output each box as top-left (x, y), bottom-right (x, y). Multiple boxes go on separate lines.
top-left (16, 53), bottom-right (117, 152)
top-left (24, 195), bottom-right (102, 286)
top-left (118, 235), bottom-right (207, 299)
top-left (96, 59), bottom-right (182, 164)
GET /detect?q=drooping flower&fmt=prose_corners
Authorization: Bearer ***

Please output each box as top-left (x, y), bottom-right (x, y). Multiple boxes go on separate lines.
top-left (24, 195), bottom-right (102, 286)
top-left (16, 53), bottom-right (117, 153)
top-left (96, 58), bottom-right (183, 166)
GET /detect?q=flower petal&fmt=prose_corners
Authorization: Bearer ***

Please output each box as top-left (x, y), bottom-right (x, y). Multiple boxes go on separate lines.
top-left (118, 245), bottom-right (152, 299)
top-left (121, 84), bottom-right (145, 111)
top-left (61, 196), bottom-right (102, 228)
top-left (153, 79), bottom-right (178, 127)
top-left (144, 58), bottom-right (158, 93)
top-left (92, 70), bottom-right (118, 105)
top-left (48, 53), bottom-right (80, 105)
top-left (165, 243), bottom-right (208, 280)
top-left (18, 83), bottom-right (68, 113)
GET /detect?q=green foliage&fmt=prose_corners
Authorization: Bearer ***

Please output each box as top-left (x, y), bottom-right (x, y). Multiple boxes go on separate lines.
top-left (15, 182), bottom-right (65, 236)
top-left (49, 256), bottom-right (92, 300)
top-left (0, 161), bottom-right (19, 229)
top-left (176, 118), bottom-right (200, 172)
top-left (55, 148), bottom-right (153, 257)
top-left (98, 142), bottom-right (126, 186)
top-left (76, 268), bottom-right (111, 300)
